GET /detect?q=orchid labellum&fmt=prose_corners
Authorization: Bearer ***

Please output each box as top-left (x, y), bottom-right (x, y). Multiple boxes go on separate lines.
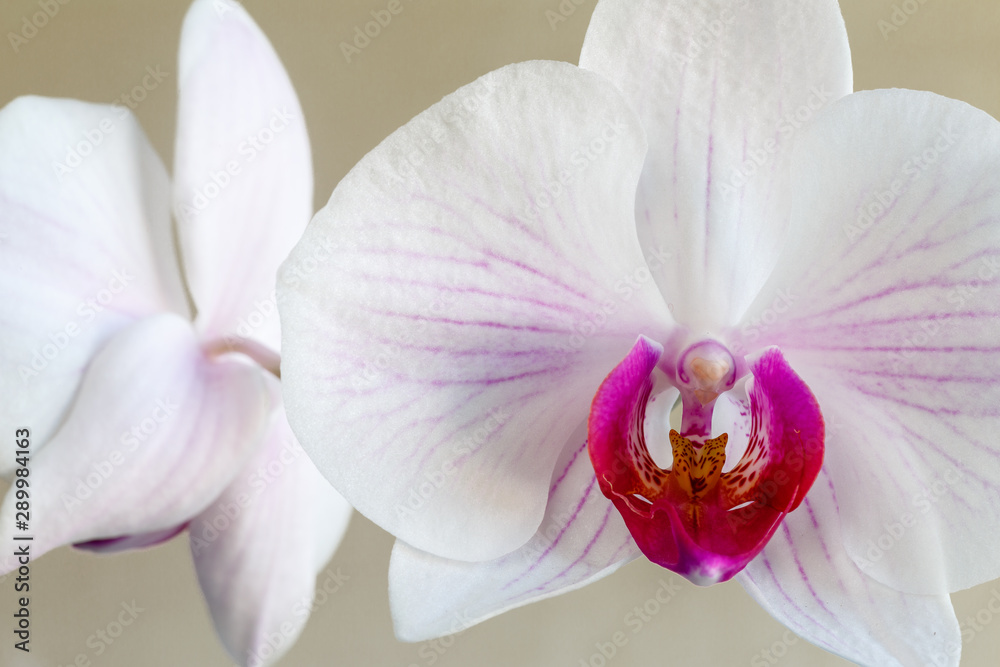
top-left (0, 1), bottom-right (350, 664)
top-left (278, 0), bottom-right (1000, 665)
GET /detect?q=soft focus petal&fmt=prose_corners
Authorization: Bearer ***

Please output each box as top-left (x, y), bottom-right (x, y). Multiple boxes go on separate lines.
top-left (738, 89), bottom-right (1000, 594)
top-left (0, 313), bottom-right (269, 571)
top-left (0, 96), bottom-right (187, 469)
top-left (174, 0), bottom-right (312, 350)
top-left (388, 431), bottom-right (640, 641)
top-left (279, 61), bottom-right (673, 561)
top-left (739, 469), bottom-right (962, 667)
top-left (190, 396), bottom-right (351, 667)
top-left (580, 0), bottom-right (852, 329)
top-left (75, 524), bottom-right (188, 553)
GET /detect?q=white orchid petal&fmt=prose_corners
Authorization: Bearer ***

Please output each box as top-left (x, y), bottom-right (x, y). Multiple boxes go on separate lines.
top-left (580, 0), bottom-right (852, 329)
top-left (739, 469), bottom-right (961, 667)
top-left (740, 89), bottom-right (1000, 594)
top-left (389, 432), bottom-right (640, 641)
top-left (0, 96), bottom-right (187, 469)
top-left (0, 313), bottom-right (269, 571)
top-left (174, 0), bottom-right (312, 350)
top-left (279, 61), bottom-right (674, 562)
top-left (190, 396), bottom-right (351, 667)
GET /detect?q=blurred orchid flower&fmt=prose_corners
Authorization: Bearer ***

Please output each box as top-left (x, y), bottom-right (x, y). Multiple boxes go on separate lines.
top-left (278, 0), bottom-right (1000, 665)
top-left (0, 1), bottom-right (350, 664)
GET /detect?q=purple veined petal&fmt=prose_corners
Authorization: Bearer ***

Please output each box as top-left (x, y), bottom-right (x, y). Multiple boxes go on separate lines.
top-left (279, 61), bottom-right (674, 562)
top-left (579, 0), bottom-right (852, 331)
top-left (174, 0), bottom-right (312, 352)
top-left (189, 392), bottom-right (352, 667)
top-left (739, 468), bottom-right (961, 667)
top-left (388, 426), bottom-right (641, 642)
top-left (0, 96), bottom-right (188, 471)
top-left (736, 89), bottom-right (1000, 595)
top-left (74, 524), bottom-right (189, 554)
top-left (0, 313), bottom-right (269, 572)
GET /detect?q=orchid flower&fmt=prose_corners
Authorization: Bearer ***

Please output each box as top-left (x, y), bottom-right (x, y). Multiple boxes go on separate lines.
top-left (277, 0), bottom-right (1000, 665)
top-left (0, 1), bottom-right (351, 664)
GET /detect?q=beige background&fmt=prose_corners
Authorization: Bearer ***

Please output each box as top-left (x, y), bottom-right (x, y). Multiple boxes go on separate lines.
top-left (2, 1), bottom-right (1000, 665)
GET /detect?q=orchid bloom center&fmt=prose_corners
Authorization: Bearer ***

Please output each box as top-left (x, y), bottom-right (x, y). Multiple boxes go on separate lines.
top-left (588, 336), bottom-right (824, 585)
